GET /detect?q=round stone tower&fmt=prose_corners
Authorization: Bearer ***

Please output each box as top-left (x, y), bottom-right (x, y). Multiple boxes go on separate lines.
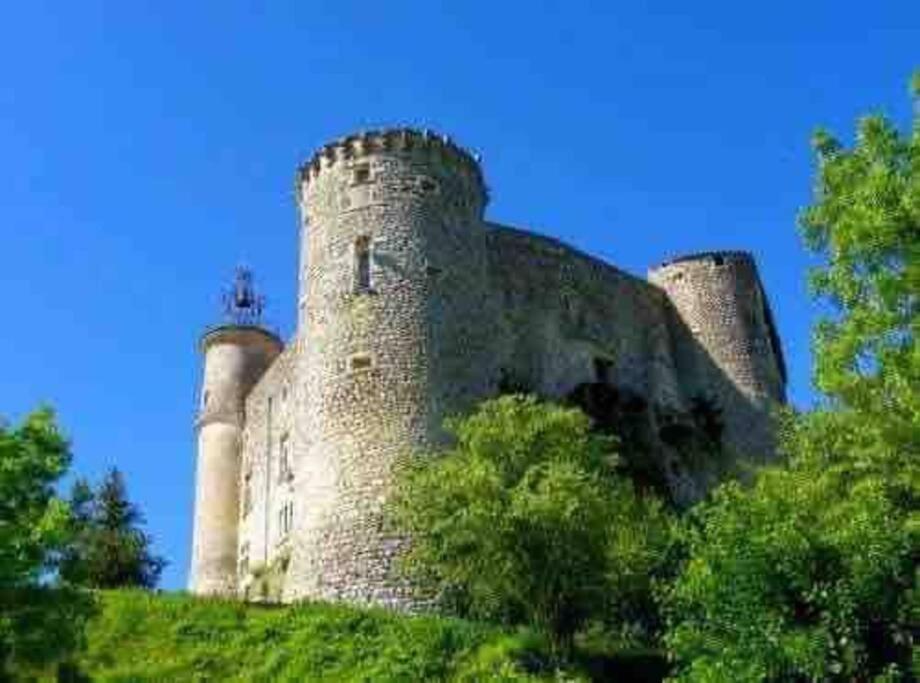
top-left (288, 128), bottom-right (496, 606)
top-left (190, 272), bottom-right (282, 596)
top-left (648, 251), bottom-right (786, 459)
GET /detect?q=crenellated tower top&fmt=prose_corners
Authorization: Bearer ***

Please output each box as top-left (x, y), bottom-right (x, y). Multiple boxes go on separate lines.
top-left (294, 127), bottom-right (487, 206)
top-left (651, 250), bottom-right (755, 271)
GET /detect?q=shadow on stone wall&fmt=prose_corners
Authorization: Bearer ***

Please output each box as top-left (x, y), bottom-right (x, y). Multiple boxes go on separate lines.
top-left (486, 227), bottom-right (784, 507)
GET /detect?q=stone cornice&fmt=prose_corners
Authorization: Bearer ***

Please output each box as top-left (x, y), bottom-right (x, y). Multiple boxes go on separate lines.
top-left (199, 324), bottom-right (284, 354)
top-left (295, 127), bottom-right (486, 204)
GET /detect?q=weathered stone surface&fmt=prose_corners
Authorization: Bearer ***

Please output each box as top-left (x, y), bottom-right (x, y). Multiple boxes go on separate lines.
top-left (189, 128), bottom-right (787, 606)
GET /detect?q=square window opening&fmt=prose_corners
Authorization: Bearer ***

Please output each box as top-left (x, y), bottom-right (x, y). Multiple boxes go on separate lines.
top-left (353, 164), bottom-right (371, 185)
top-left (594, 357), bottom-right (613, 385)
top-left (350, 355), bottom-right (372, 372)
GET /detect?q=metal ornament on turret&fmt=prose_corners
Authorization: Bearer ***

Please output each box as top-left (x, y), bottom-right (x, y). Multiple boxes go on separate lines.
top-left (223, 266), bottom-right (265, 327)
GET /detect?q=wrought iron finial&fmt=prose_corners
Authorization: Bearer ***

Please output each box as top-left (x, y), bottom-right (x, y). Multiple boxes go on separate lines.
top-left (222, 266), bottom-right (265, 326)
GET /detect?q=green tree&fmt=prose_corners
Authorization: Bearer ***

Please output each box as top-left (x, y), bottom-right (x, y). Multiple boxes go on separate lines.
top-left (663, 462), bottom-right (916, 682)
top-left (0, 408), bottom-right (93, 676)
top-left (663, 76), bottom-right (919, 682)
top-left (60, 468), bottom-right (166, 590)
top-left (390, 395), bottom-right (674, 655)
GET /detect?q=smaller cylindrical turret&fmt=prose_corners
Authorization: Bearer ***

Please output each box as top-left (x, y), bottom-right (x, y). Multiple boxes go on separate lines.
top-left (649, 251), bottom-right (786, 459)
top-left (190, 269), bottom-right (283, 596)
top-left (190, 325), bottom-right (281, 595)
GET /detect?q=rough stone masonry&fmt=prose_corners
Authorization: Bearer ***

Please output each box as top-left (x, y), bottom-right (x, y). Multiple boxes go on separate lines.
top-left (188, 127), bottom-right (786, 606)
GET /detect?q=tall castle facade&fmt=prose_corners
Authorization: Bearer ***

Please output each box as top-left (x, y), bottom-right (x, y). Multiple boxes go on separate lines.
top-left (189, 128), bottom-right (786, 605)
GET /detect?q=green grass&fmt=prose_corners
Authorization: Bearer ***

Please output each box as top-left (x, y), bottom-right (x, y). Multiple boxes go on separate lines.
top-left (13, 591), bottom-right (668, 681)
top-left (50, 590), bottom-right (582, 682)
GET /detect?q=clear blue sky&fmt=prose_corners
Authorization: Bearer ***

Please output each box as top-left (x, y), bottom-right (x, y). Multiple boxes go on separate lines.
top-left (1, 1), bottom-right (916, 590)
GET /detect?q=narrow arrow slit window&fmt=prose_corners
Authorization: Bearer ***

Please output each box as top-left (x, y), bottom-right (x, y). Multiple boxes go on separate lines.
top-left (355, 236), bottom-right (372, 292)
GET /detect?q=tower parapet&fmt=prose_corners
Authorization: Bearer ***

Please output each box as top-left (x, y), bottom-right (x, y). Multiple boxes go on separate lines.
top-left (189, 270), bottom-right (282, 596)
top-left (296, 128), bottom-right (486, 211)
top-left (649, 251), bottom-right (785, 459)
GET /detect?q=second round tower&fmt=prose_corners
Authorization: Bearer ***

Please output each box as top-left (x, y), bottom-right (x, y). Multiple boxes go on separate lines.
top-left (649, 251), bottom-right (786, 460)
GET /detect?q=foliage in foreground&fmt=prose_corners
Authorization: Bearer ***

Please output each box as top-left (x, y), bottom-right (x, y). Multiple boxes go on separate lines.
top-left (60, 467), bottom-right (166, 590)
top-left (46, 590), bottom-right (590, 682)
top-left (0, 409), bottom-right (95, 676)
top-left (662, 75), bottom-right (919, 682)
top-left (0, 409), bottom-right (71, 592)
top-left (391, 395), bottom-right (675, 652)
top-left (663, 454), bottom-right (916, 682)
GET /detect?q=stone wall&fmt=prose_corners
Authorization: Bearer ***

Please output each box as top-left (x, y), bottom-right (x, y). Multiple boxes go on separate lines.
top-left (486, 224), bottom-right (682, 406)
top-left (237, 339), bottom-right (297, 598)
top-left (485, 225), bottom-right (711, 501)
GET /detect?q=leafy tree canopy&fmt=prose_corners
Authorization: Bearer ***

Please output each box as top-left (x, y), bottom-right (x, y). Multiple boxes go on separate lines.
top-left (391, 395), bottom-right (675, 654)
top-left (0, 408), bottom-right (71, 589)
top-left (0, 408), bottom-right (94, 675)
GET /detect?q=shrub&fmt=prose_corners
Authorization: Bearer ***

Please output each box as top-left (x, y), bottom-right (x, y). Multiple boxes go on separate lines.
top-left (391, 395), bottom-right (674, 655)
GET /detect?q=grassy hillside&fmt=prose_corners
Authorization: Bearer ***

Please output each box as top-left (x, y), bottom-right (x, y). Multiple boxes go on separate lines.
top-left (44, 590), bottom-right (581, 682)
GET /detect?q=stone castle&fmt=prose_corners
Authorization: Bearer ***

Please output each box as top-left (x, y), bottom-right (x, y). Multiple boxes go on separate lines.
top-left (189, 127), bottom-right (786, 605)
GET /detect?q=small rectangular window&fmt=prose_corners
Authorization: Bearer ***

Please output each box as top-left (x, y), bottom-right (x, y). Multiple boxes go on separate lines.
top-left (278, 433), bottom-right (292, 483)
top-left (350, 354), bottom-right (372, 372)
top-left (355, 236), bottom-right (372, 292)
top-left (242, 475), bottom-right (252, 517)
top-left (353, 163), bottom-right (371, 185)
top-left (278, 501), bottom-right (293, 537)
top-left (594, 357), bottom-right (613, 385)
top-left (239, 542), bottom-right (250, 576)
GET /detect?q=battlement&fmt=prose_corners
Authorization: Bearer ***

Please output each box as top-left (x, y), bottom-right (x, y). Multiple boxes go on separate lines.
top-left (295, 127), bottom-right (486, 202)
top-left (648, 248), bottom-right (787, 392)
top-left (651, 250), bottom-right (754, 272)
